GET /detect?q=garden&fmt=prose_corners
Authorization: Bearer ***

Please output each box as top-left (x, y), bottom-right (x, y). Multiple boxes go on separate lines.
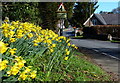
top-left (0, 20), bottom-right (111, 82)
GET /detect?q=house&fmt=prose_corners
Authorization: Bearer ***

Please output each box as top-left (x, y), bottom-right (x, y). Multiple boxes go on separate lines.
top-left (83, 14), bottom-right (120, 40)
top-left (83, 14), bottom-right (120, 26)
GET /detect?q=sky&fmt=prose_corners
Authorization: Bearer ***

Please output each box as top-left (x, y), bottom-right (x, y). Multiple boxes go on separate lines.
top-left (94, 1), bottom-right (119, 13)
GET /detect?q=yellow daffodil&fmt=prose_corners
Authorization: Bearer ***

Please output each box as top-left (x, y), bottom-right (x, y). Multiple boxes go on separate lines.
top-left (66, 39), bottom-right (70, 43)
top-left (67, 43), bottom-right (71, 46)
top-left (0, 60), bottom-right (8, 71)
top-left (64, 56), bottom-right (68, 60)
top-left (7, 66), bottom-right (20, 76)
top-left (2, 29), bottom-right (9, 34)
top-left (4, 17), bottom-right (9, 23)
top-left (52, 44), bottom-right (56, 47)
top-left (15, 60), bottom-right (26, 69)
top-left (16, 33), bottom-right (24, 38)
top-left (72, 44), bottom-right (75, 47)
top-left (27, 33), bottom-right (33, 38)
top-left (8, 31), bottom-right (15, 37)
top-left (9, 48), bottom-right (17, 55)
top-left (2, 23), bottom-right (9, 29)
top-left (65, 49), bottom-right (68, 52)
top-left (4, 19), bottom-right (9, 23)
top-left (18, 72), bottom-right (28, 80)
top-left (9, 38), bottom-right (16, 42)
top-left (30, 70), bottom-right (37, 79)
top-left (0, 41), bottom-right (8, 54)
top-left (74, 46), bottom-right (78, 49)
top-left (46, 40), bottom-right (52, 44)
top-left (24, 67), bottom-right (31, 73)
top-left (66, 51), bottom-right (70, 55)
top-left (33, 43), bottom-right (38, 46)
top-left (9, 26), bottom-right (15, 30)
top-left (45, 36), bottom-right (49, 40)
top-left (15, 56), bottom-right (22, 62)
top-left (50, 49), bottom-right (54, 53)
top-left (33, 40), bottom-right (39, 43)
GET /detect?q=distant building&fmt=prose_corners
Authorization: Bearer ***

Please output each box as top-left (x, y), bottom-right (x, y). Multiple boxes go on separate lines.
top-left (83, 14), bottom-right (120, 26)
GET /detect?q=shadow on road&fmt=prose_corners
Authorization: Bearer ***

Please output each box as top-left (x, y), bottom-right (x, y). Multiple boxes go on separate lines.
top-left (77, 47), bottom-right (120, 81)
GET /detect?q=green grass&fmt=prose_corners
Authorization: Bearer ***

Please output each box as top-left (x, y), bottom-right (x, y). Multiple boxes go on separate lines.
top-left (45, 50), bottom-right (111, 81)
top-left (110, 40), bottom-right (120, 43)
top-left (70, 36), bottom-right (83, 39)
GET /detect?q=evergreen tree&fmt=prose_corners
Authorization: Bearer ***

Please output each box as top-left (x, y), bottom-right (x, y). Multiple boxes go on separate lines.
top-left (70, 2), bottom-right (99, 27)
top-left (111, 7), bottom-right (120, 14)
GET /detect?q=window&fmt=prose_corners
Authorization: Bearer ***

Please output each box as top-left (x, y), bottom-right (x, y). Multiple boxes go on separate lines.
top-left (92, 19), bottom-right (97, 25)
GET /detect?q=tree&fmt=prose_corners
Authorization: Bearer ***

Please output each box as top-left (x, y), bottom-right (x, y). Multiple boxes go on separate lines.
top-left (64, 2), bottom-right (75, 19)
top-left (70, 2), bottom-right (99, 27)
top-left (38, 2), bottom-right (74, 31)
top-left (37, 2), bottom-right (58, 31)
top-left (99, 11), bottom-right (113, 14)
top-left (2, 2), bottom-right (42, 24)
top-left (2, 2), bottom-right (74, 31)
top-left (111, 7), bottom-right (120, 14)
top-left (64, 2), bottom-right (75, 28)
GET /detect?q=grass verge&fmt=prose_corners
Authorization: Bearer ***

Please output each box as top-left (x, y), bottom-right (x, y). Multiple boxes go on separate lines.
top-left (70, 36), bottom-right (84, 39)
top-left (110, 40), bottom-right (120, 43)
top-left (48, 50), bottom-right (111, 81)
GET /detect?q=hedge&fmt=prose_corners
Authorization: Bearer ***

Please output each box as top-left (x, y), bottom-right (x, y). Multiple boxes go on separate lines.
top-left (83, 25), bottom-right (120, 40)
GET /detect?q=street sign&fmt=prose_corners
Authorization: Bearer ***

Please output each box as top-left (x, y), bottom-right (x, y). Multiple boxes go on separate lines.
top-left (56, 3), bottom-right (67, 19)
top-left (57, 3), bottom-right (66, 12)
top-left (56, 3), bottom-right (67, 36)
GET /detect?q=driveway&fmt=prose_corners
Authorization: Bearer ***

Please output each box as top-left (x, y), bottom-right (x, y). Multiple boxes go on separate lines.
top-left (71, 39), bottom-right (120, 60)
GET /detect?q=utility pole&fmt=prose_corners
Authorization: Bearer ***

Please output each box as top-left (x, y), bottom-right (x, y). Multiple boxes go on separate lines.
top-left (89, 2), bottom-right (92, 27)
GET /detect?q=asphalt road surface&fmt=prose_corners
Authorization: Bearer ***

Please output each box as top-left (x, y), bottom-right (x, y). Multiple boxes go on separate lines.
top-left (71, 39), bottom-right (120, 60)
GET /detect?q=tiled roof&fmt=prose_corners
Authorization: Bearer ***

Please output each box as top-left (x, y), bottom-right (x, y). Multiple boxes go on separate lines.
top-left (95, 14), bottom-right (120, 25)
top-left (94, 14), bottom-right (107, 25)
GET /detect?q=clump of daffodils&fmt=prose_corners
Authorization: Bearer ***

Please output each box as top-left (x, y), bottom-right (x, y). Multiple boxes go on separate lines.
top-left (0, 20), bottom-right (78, 81)
top-left (1, 56), bottom-right (37, 81)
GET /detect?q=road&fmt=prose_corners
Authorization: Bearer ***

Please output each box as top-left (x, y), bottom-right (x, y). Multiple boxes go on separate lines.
top-left (71, 39), bottom-right (120, 60)
top-left (63, 28), bottom-right (120, 80)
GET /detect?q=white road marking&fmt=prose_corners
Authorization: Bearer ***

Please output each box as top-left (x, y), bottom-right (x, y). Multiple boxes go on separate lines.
top-left (102, 53), bottom-right (120, 61)
top-left (93, 49), bottom-right (99, 52)
top-left (93, 49), bottom-right (120, 61)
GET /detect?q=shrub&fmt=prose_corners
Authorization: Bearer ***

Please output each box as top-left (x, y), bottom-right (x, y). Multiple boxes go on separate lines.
top-left (92, 25), bottom-right (120, 38)
top-left (83, 25), bottom-right (120, 40)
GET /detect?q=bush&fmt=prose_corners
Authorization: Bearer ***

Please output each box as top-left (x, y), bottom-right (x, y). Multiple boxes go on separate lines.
top-left (0, 21), bottom-right (78, 81)
top-left (92, 25), bottom-right (120, 38)
top-left (83, 25), bottom-right (120, 40)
